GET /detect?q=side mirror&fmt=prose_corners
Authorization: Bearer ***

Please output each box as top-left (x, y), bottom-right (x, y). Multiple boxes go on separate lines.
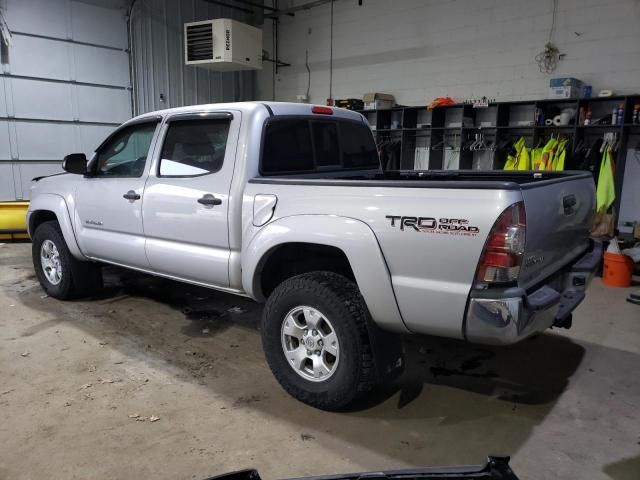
top-left (62, 153), bottom-right (88, 175)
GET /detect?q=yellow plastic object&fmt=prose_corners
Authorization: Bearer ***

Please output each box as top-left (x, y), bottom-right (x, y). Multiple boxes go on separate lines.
top-left (0, 201), bottom-right (30, 241)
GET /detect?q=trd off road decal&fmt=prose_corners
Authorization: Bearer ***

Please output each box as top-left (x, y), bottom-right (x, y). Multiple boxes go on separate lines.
top-left (386, 215), bottom-right (479, 236)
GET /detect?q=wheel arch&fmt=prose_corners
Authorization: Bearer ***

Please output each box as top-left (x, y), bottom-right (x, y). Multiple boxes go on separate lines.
top-left (243, 215), bottom-right (409, 333)
top-left (27, 194), bottom-right (86, 260)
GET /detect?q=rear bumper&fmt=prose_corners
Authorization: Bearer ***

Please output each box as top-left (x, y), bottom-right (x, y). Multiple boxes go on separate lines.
top-left (464, 240), bottom-right (602, 345)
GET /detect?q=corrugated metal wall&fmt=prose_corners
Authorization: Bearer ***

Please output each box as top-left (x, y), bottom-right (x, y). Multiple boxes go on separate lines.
top-left (0, 0), bottom-right (130, 201)
top-left (130, 0), bottom-right (259, 115)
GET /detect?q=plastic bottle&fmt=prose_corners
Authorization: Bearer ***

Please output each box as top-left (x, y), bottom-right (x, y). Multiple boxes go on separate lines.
top-left (616, 104), bottom-right (624, 125)
top-left (579, 107), bottom-right (586, 125)
top-left (633, 104), bottom-right (640, 124)
top-left (612, 107), bottom-right (618, 125)
top-left (584, 109), bottom-right (592, 126)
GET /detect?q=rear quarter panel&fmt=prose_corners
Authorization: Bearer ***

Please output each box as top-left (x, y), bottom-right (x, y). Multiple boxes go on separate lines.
top-left (243, 182), bottom-right (521, 339)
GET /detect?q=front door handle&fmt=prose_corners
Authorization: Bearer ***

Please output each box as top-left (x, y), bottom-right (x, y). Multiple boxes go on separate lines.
top-left (123, 190), bottom-right (141, 201)
top-left (198, 194), bottom-right (222, 207)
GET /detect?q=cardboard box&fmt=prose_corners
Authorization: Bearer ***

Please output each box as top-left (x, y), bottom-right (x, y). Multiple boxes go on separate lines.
top-left (550, 86), bottom-right (580, 98)
top-left (634, 223), bottom-right (640, 241)
top-left (549, 77), bottom-right (583, 88)
top-left (363, 93), bottom-right (395, 110)
top-left (549, 77), bottom-right (583, 99)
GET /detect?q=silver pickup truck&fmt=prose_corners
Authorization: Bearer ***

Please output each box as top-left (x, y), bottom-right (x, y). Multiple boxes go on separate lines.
top-left (27, 102), bottom-right (601, 410)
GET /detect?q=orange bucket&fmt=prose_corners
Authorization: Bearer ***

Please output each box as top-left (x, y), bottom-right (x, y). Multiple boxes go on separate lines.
top-left (602, 251), bottom-right (634, 287)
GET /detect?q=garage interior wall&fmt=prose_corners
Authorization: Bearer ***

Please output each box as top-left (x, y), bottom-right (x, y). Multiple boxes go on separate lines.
top-left (130, 0), bottom-right (258, 116)
top-left (258, 0), bottom-right (640, 229)
top-left (0, 0), bottom-right (130, 201)
top-left (0, 0), bottom-right (259, 202)
top-left (258, 0), bottom-right (640, 105)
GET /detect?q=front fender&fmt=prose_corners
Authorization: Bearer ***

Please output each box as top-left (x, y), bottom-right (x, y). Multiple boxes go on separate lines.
top-left (27, 194), bottom-right (86, 260)
top-left (243, 215), bottom-right (409, 333)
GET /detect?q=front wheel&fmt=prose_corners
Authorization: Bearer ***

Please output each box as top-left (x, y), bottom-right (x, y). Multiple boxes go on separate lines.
top-left (32, 221), bottom-right (103, 300)
top-left (262, 271), bottom-right (396, 411)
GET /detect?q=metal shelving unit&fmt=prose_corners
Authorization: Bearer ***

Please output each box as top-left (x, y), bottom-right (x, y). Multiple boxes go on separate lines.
top-left (359, 94), bottom-right (640, 215)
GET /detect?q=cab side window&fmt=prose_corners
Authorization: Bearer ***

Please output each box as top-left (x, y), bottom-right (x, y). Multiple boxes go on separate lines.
top-left (159, 119), bottom-right (230, 177)
top-left (94, 122), bottom-right (158, 177)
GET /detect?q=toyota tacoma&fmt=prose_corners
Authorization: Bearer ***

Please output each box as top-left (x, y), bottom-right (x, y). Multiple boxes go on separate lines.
top-left (27, 102), bottom-right (601, 410)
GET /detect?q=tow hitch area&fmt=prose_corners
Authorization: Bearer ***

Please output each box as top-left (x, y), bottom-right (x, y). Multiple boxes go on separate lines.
top-left (554, 289), bottom-right (586, 328)
top-left (204, 456), bottom-right (520, 480)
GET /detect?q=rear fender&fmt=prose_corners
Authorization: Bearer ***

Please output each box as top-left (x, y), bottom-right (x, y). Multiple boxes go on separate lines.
top-left (27, 194), bottom-right (86, 260)
top-left (243, 215), bottom-right (409, 333)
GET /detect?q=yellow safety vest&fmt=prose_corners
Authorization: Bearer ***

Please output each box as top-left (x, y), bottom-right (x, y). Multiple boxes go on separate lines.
top-left (553, 139), bottom-right (567, 171)
top-left (538, 138), bottom-right (558, 171)
top-left (531, 147), bottom-right (543, 170)
top-left (504, 137), bottom-right (530, 170)
top-left (596, 146), bottom-right (615, 212)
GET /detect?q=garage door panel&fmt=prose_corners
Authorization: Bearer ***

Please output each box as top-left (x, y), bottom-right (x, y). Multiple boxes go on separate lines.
top-left (71, 1), bottom-right (127, 50)
top-left (1, 1), bottom-right (129, 202)
top-left (19, 163), bottom-right (64, 200)
top-left (9, 36), bottom-right (71, 81)
top-left (0, 79), bottom-right (8, 116)
top-left (78, 125), bottom-right (117, 156)
top-left (76, 86), bottom-right (130, 123)
top-left (11, 79), bottom-right (74, 120)
top-left (15, 123), bottom-right (76, 161)
top-left (5, 0), bottom-right (68, 39)
top-left (0, 164), bottom-right (17, 201)
top-left (0, 122), bottom-right (12, 159)
top-left (74, 45), bottom-right (130, 87)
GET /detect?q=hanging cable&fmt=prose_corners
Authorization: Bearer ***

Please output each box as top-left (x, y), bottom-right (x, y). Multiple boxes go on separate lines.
top-left (272, 0), bottom-right (276, 100)
top-left (305, 49), bottom-right (311, 100)
top-left (548, 0), bottom-right (558, 43)
top-left (535, 0), bottom-right (561, 74)
top-left (328, 0), bottom-right (334, 104)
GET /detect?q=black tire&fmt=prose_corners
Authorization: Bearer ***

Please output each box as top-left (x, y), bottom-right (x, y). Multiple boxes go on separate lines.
top-left (32, 220), bottom-right (103, 300)
top-left (262, 271), bottom-right (401, 411)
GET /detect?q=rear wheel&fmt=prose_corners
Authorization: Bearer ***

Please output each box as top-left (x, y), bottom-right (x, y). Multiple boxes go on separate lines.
top-left (262, 271), bottom-right (401, 410)
top-left (32, 221), bottom-right (103, 300)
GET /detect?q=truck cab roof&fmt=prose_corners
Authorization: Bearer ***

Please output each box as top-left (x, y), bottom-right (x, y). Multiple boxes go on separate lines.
top-left (130, 101), bottom-right (366, 124)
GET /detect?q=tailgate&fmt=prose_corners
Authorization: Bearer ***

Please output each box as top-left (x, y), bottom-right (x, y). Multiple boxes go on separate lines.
top-left (518, 173), bottom-right (595, 289)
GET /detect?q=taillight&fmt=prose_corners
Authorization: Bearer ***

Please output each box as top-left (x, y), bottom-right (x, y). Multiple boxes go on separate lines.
top-left (476, 202), bottom-right (526, 284)
top-left (311, 105), bottom-right (333, 115)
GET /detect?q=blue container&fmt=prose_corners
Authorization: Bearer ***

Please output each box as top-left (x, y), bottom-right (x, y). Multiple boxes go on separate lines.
top-left (582, 85), bottom-right (592, 98)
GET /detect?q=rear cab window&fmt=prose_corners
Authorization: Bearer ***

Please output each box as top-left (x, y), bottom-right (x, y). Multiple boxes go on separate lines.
top-left (260, 117), bottom-right (379, 175)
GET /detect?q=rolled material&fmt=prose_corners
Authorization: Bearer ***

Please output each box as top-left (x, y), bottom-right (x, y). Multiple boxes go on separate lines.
top-left (545, 118), bottom-right (553, 126)
top-left (553, 115), bottom-right (563, 126)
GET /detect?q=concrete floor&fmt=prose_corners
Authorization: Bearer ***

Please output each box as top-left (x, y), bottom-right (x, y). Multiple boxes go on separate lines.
top-left (0, 242), bottom-right (639, 480)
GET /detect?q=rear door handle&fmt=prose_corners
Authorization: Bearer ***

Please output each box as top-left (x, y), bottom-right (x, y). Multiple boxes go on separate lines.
top-left (198, 194), bottom-right (222, 206)
top-left (123, 190), bottom-right (141, 201)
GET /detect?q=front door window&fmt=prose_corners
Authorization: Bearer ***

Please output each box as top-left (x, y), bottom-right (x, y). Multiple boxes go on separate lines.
top-left (93, 122), bottom-right (158, 177)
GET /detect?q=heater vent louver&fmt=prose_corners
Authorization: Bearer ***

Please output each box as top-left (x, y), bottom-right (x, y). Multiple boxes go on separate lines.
top-left (186, 23), bottom-right (214, 62)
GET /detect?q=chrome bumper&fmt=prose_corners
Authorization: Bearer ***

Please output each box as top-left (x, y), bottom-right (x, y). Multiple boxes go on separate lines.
top-left (464, 240), bottom-right (602, 345)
